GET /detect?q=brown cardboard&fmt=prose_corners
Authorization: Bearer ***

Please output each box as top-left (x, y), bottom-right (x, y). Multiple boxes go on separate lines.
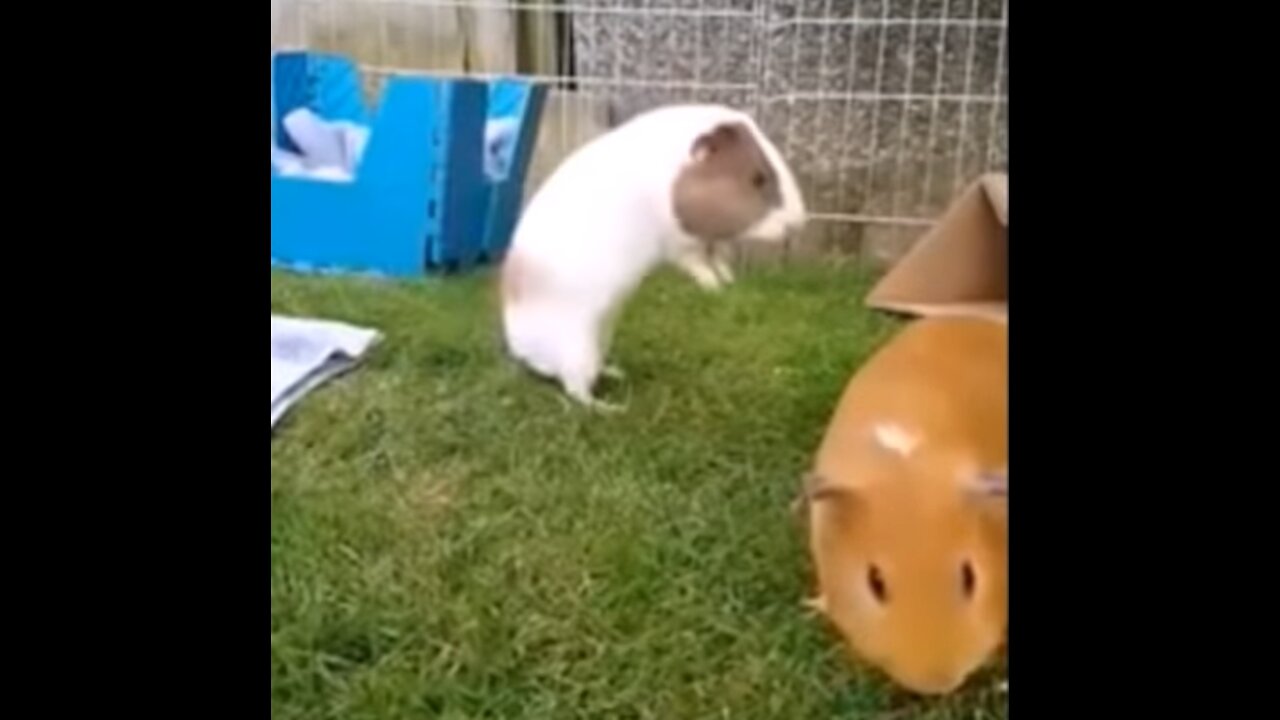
top-left (865, 173), bottom-right (1007, 323)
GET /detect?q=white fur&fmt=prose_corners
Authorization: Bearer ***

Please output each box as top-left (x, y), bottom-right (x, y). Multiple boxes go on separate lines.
top-left (502, 104), bottom-right (807, 408)
top-left (873, 422), bottom-right (921, 457)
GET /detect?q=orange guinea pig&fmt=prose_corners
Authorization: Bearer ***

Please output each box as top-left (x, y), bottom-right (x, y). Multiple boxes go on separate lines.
top-left (801, 316), bottom-right (1007, 696)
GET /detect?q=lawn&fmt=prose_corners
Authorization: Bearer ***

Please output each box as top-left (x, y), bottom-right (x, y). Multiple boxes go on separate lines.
top-left (270, 261), bottom-right (1008, 719)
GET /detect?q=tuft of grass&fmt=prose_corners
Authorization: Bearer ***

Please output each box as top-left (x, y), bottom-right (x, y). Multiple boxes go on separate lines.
top-left (271, 262), bottom-right (1006, 720)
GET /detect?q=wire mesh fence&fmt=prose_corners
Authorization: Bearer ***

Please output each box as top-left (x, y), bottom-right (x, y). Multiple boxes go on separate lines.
top-left (272, 0), bottom-right (1006, 263)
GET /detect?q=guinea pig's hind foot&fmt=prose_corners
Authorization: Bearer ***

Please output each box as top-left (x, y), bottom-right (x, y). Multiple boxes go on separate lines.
top-left (561, 379), bottom-right (627, 413)
top-left (590, 398), bottom-right (627, 413)
top-left (564, 394), bottom-right (626, 413)
top-left (601, 364), bottom-right (626, 380)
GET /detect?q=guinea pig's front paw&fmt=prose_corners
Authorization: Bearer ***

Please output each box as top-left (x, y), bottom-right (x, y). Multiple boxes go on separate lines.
top-left (788, 496), bottom-right (802, 515)
top-left (801, 595), bottom-right (828, 614)
top-left (711, 258), bottom-right (736, 284)
top-left (673, 253), bottom-right (725, 291)
top-left (692, 268), bottom-right (724, 291)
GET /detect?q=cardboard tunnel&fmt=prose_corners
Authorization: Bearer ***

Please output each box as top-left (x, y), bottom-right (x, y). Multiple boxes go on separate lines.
top-left (865, 173), bottom-right (1007, 323)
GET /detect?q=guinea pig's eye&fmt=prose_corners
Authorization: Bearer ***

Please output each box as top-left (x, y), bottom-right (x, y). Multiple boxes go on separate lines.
top-left (752, 172), bottom-right (766, 189)
top-left (867, 564), bottom-right (888, 603)
top-left (961, 561), bottom-right (976, 599)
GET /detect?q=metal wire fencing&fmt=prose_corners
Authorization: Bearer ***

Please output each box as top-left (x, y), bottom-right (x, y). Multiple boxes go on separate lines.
top-left (272, 0), bottom-right (1007, 262)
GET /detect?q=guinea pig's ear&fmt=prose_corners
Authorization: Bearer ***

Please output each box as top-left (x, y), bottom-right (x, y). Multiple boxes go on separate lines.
top-left (690, 123), bottom-right (740, 163)
top-left (968, 470), bottom-right (1007, 551)
top-left (971, 469), bottom-right (1007, 499)
top-left (804, 472), bottom-right (865, 525)
top-left (965, 468), bottom-right (1007, 527)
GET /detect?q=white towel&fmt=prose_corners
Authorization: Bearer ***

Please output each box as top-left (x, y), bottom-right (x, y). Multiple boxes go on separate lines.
top-left (271, 315), bottom-right (381, 428)
top-left (271, 108), bottom-right (371, 183)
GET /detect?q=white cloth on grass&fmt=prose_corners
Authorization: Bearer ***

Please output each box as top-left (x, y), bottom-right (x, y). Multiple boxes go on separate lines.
top-left (271, 315), bottom-right (381, 428)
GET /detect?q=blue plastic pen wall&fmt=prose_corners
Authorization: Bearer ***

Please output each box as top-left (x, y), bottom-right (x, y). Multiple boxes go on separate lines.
top-left (270, 51), bottom-right (548, 277)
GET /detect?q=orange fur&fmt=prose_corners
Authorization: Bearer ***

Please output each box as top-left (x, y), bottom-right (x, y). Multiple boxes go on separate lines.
top-left (805, 317), bottom-right (1007, 696)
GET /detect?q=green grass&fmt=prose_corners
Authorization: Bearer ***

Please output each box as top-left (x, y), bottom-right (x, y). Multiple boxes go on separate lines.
top-left (271, 262), bottom-right (1007, 720)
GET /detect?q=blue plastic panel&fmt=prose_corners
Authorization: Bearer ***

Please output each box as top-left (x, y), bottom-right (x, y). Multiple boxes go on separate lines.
top-left (270, 51), bottom-right (547, 277)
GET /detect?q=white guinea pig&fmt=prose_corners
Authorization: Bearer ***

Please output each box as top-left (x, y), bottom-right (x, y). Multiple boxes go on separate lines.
top-left (499, 103), bottom-right (807, 410)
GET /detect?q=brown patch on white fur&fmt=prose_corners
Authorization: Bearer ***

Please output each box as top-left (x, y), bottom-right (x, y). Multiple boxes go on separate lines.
top-left (672, 122), bottom-right (783, 241)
